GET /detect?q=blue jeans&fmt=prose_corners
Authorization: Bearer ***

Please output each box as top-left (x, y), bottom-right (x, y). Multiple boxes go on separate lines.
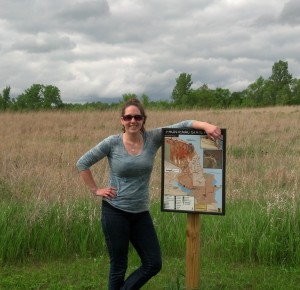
top-left (101, 201), bottom-right (162, 290)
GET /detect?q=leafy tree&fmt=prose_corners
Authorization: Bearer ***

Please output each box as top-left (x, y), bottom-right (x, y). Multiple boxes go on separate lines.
top-left (43, 85), bottom-right (63, 108)
top-left (269, 60), bottom-right (292, 89)
top-left (140, 94), bottom-right (150, 107)
top-left (171, 73), bottom-right (193, 105)
top-left (15, 84), bottom-right (43, 109)
top-left (180, 92), bottom-right (197, 108)
top-left (151, 99), bottom-right (170, 110)
top-left (0, 86), bottom-right (11, 110)
top-left (192, 84), bottom-right (217, 108)
top-left (289, 78), bottom-right (300, 105)
top-left (269, 60), bottom-right (293, 105)
top-left (122, 93), bottom-right (137, 103)
top-left (243, 76), bottom-right (266, 106)
top-left (14, 84), bottom-right (63, 110)
top-left (228, 91), bottom-right (244, 107)
top-left (213, 87), bottom-right (231, 108)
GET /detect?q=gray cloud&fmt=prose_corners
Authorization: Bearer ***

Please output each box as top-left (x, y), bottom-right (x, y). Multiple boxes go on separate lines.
top-left (57, 0), bottom-right (109, 21)
top-left (11, 34), bottom-right (76, 53)
top-left (280, 0), bottom-right (300, 25)
top-left (1, 0), bottom-right (300, 103)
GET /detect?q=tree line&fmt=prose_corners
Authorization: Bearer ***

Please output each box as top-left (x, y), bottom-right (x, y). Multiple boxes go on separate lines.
top-left (1, 60), bottom-right (299, 111)
top-left (0, 84), bottom-right (63, 111)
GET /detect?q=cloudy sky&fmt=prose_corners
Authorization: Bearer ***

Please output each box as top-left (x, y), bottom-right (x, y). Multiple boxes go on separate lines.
top-left (1, 0), bottom-right (300, 103)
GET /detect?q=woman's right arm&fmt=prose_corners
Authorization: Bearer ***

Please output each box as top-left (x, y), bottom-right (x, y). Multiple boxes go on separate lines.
top-left (76, 136), bottom-right (117, 198)
top-left (79, 169), bottom-right (98, 194)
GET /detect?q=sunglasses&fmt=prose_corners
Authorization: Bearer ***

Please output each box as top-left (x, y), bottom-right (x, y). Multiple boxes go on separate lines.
top-left (122, 114), bottom-right (144, 121)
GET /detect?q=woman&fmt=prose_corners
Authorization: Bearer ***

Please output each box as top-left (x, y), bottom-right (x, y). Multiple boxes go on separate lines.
top-left (76, 98), bottom-right (221, 290)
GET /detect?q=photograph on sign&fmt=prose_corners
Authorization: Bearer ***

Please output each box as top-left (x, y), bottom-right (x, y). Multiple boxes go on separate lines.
top-left (161, 128), bottom-right (226, 215)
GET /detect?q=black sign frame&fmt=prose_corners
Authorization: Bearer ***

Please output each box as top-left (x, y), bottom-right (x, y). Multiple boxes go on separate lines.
top-left (161, 128), bottom-right (226, 215)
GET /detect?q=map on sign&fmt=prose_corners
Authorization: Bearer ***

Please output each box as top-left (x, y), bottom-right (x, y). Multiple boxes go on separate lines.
top-left (161, 128), bottom-right (226, 215)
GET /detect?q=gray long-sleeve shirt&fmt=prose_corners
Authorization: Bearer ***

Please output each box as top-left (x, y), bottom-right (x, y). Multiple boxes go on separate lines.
top-left (76, 120), bottom-right (194, 213)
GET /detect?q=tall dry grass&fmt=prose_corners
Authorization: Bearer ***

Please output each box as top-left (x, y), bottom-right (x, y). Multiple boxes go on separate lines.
top-left (1, 106), bottom-right (299, 203)
top-left (1, 106), bottom-right (300, 265)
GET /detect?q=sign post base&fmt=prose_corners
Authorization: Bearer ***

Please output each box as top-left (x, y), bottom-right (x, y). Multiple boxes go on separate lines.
top-left (186, 213), bottom-right (201, 290)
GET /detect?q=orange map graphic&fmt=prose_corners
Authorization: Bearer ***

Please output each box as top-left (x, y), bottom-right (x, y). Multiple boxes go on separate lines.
top-left (164, 137), bottom-right (220, 212)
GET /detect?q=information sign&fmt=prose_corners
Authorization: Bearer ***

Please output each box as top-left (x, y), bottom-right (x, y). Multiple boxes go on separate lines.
top-left (161, 128), bottom-right (226, 215)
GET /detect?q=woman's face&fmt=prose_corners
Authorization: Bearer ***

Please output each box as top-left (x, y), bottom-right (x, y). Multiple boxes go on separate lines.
top-left (121, 105), bottom-right (144, 134)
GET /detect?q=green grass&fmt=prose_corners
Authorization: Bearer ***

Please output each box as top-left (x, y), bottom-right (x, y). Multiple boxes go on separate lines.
top-left (0, 199), bottom-right (106, 263)
top-left (1, 192), bottom-right (300, 289)
top-left (1, 200), bottom-right (300, 266)
top-left (0, 256), bottom-right (299, 289)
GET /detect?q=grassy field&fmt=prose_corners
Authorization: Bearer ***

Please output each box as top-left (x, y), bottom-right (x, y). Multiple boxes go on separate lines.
top-left (0, 106), bottom-right (300, 289)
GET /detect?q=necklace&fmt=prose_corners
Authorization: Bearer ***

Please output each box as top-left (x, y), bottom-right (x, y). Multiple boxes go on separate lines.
top-left (130, 137), bottom-right (140, 152)
top-left (125, 134), bottom-right (143, 152)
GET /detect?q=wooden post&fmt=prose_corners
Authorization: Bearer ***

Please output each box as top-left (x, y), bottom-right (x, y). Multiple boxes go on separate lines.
top-left (186, 213), bottom-right (201, 290)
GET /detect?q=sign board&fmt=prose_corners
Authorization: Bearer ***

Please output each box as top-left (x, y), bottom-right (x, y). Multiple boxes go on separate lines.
top-left (161, 128), bottom-right (226, 215)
